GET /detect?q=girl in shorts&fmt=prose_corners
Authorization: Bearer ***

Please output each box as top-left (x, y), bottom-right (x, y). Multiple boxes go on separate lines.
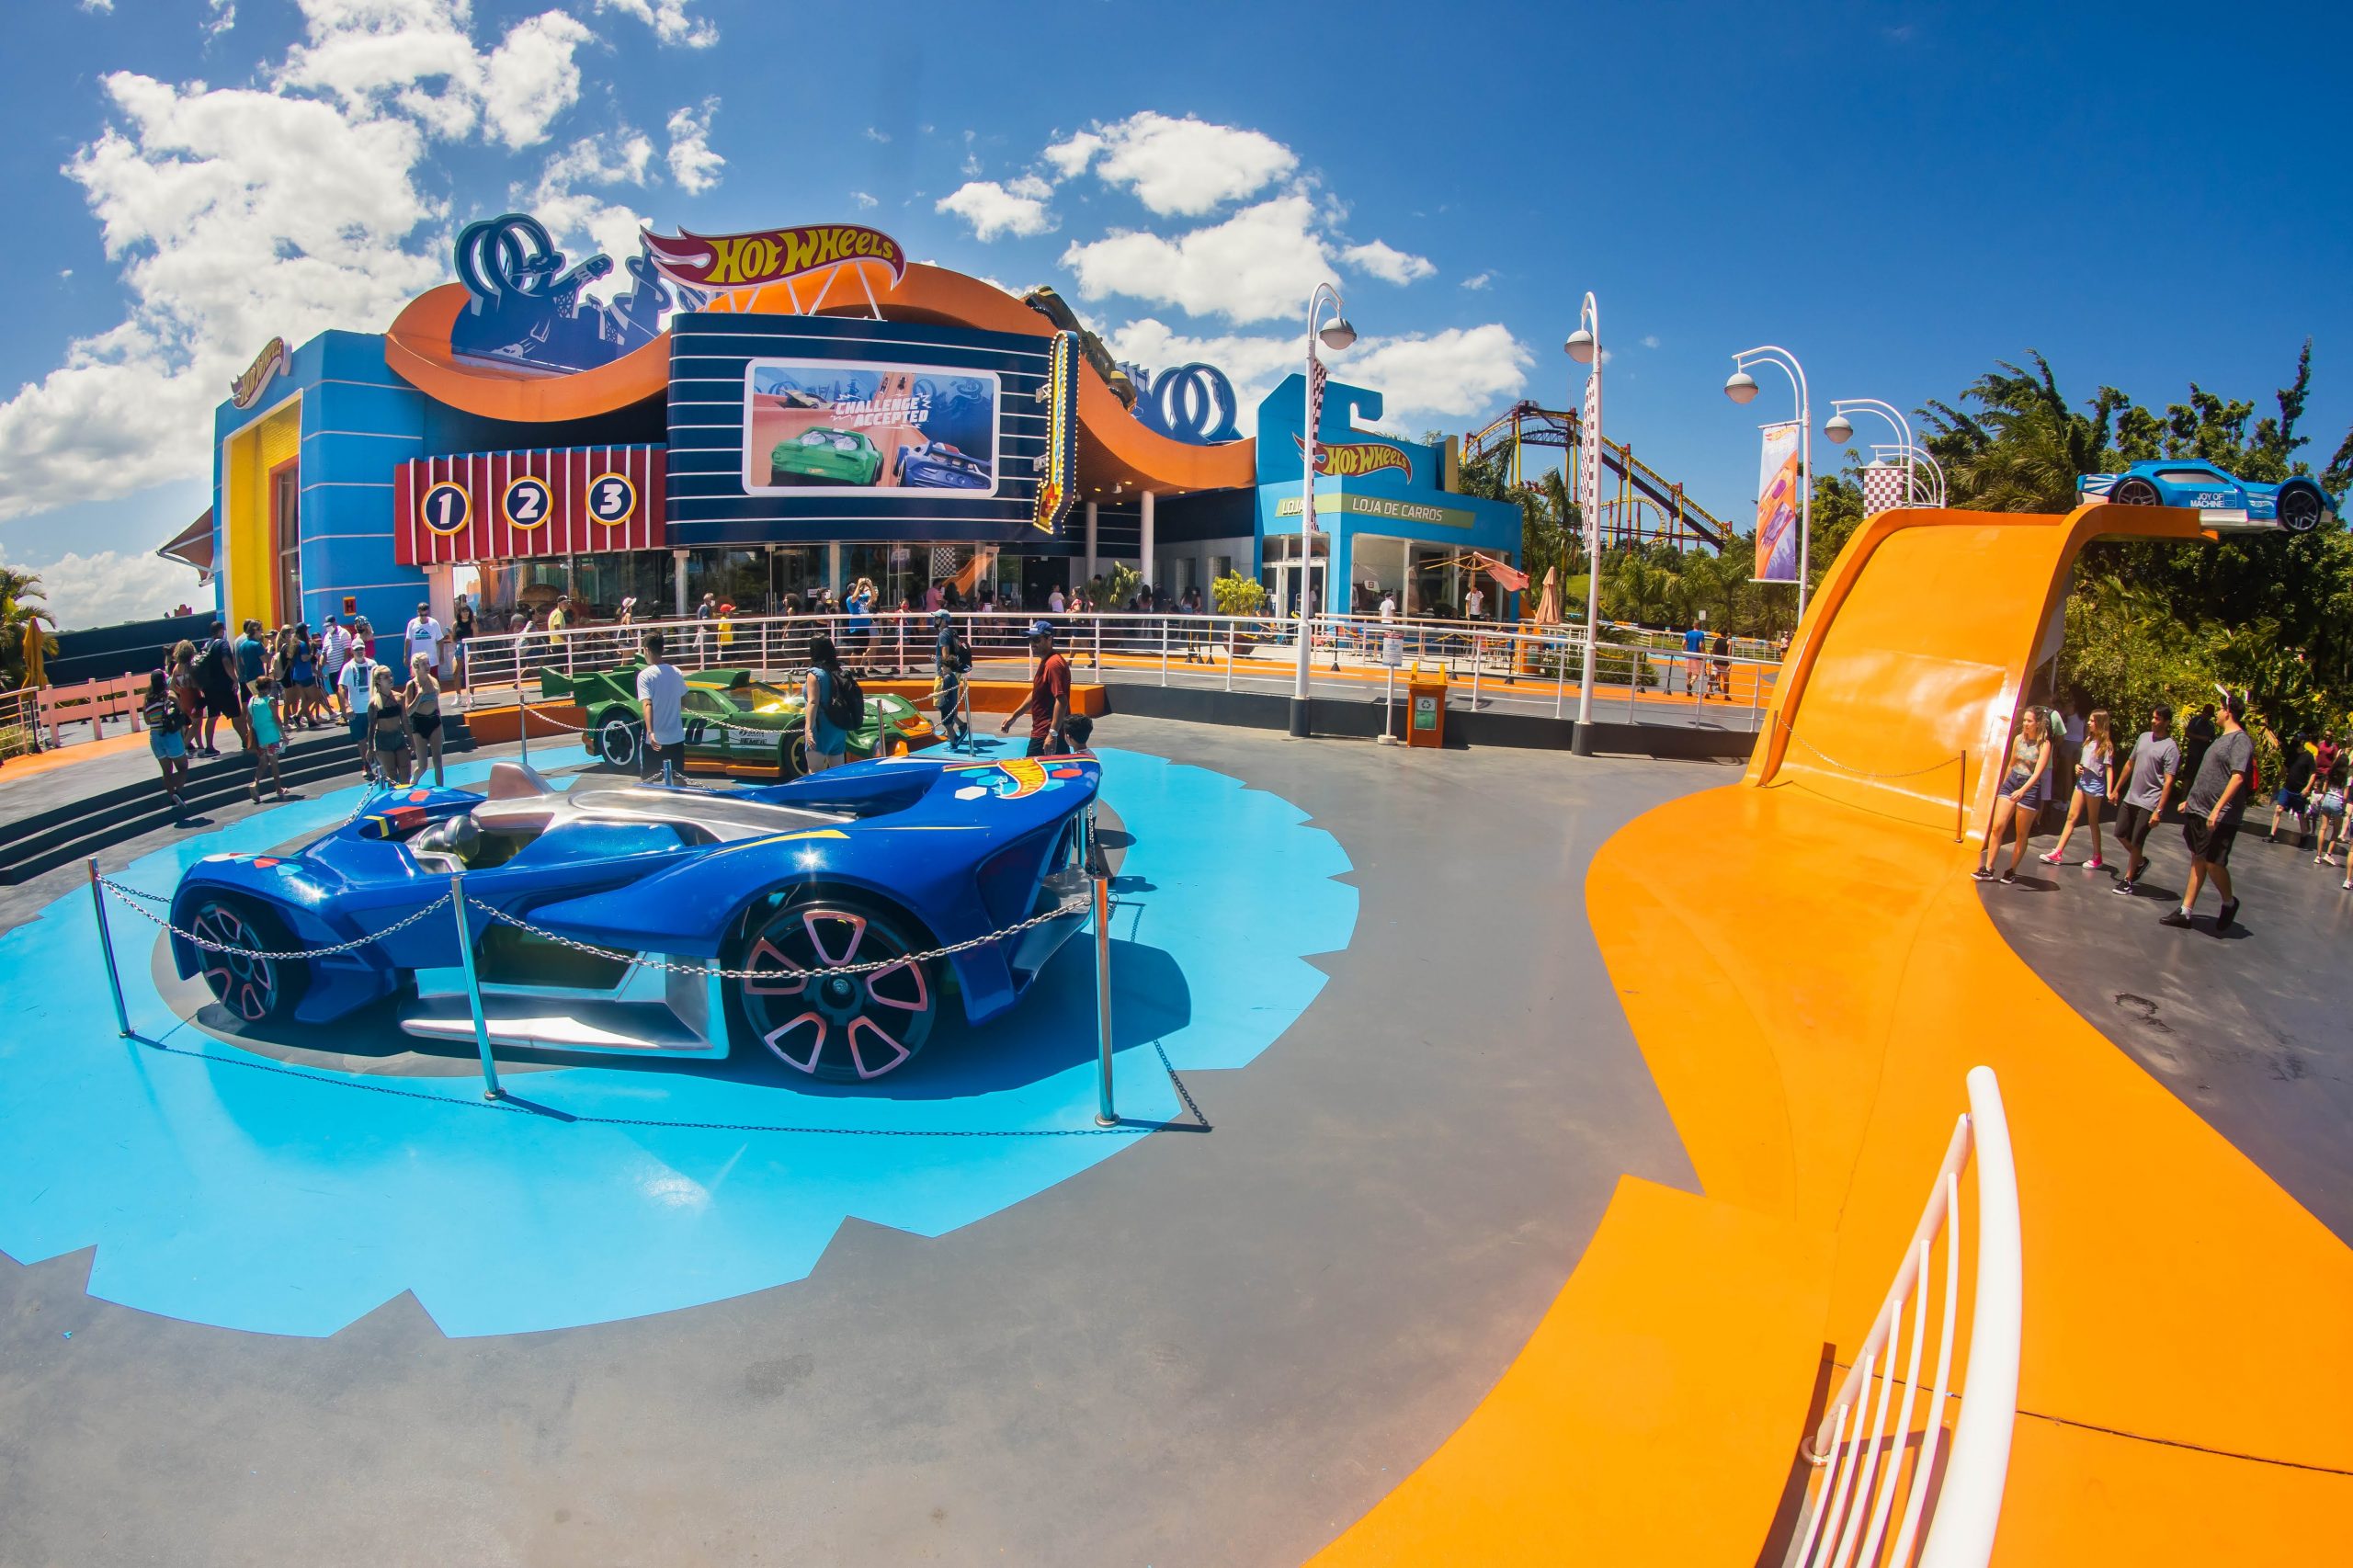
top-left (404, 652), bottom-right (446, 788)
top-left (245, 676), bottom-right (288, 803)
top-left (2313, 752), bottom-right (2347, 869)
top-left (2041, 709), bottom-right (2118, 869)
top-left (1975, 707), bottom-right (2052, 884)
top-left (369, 665), bottom-right (413, 787)
top-left (142, 668), bottom-right (189, 814)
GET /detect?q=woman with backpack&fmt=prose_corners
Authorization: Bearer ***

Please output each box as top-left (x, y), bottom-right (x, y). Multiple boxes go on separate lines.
top-left (142, 667), bottom-right (190, 815)
top-left (802, 633), bottom-right (858, 774)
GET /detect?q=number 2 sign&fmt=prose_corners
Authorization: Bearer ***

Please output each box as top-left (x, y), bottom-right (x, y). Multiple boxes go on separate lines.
top-left (503, 475), bottom-right (551, 530)
top-left (419, 480), bottom-right (472, 537)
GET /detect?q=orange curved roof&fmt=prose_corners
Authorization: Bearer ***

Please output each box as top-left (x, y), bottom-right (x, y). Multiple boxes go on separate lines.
top-left (382, 264), bottom-right (1256, 497)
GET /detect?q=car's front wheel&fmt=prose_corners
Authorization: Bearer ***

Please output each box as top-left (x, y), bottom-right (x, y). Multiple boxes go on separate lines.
top-left (2278, 484), bottom-right (2326, 534)
top-left (731, 896), bottom-right (937, 1082)
top-left (188, 894), bottom-right (309, 1024)
top-left (597, 714), bottom-right (642, 771)
top-left (779, 733), bottom-right (810, 778)
top-left (2111, 477), bottom-right (2163, 507)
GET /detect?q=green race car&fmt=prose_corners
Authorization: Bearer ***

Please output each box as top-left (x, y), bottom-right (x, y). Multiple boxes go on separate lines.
top-left (541, 663), bottom-right (938, 778)
top-left (768, 426), bottom-right (882, 487)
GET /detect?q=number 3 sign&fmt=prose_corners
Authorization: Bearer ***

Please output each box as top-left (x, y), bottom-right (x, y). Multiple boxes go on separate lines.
top-left (419, 480), bottom-right (472, 537)
top-left (587, 472), bottom-right (637, 527)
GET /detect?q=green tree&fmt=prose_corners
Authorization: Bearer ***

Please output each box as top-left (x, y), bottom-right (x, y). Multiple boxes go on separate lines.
top-left (2, 569), bottom-right (57, 690)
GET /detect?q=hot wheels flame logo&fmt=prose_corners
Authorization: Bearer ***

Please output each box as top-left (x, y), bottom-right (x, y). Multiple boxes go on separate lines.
top-left (229, 336), bottom-right (290, 410)
top-left (641, 224), bottom-right (906, 290)
top-left (1294, 435), bottom-right (1412, 483)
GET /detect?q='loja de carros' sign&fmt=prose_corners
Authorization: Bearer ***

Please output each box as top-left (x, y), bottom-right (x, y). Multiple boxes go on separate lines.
top-left (230, 336), bottom-right (290, 410)
top-left (642, 223), bottom-right (906, 291)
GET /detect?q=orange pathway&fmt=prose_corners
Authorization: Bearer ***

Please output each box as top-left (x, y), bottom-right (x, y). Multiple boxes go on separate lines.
top-left (1313, 502), bottom-right (2353, 1564)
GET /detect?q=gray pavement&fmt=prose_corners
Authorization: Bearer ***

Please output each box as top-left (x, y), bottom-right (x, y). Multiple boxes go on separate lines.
top-left (0, 716), bottom-right (1709, 1568)
top-left (1979, 813), bottom-right (2353, 1246)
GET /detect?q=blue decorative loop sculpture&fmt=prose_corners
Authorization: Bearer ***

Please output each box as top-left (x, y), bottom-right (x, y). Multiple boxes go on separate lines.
top-left (1127, 362), bottom-right (1242, 445)
top-left (449, 212), bottom-right (703, 375)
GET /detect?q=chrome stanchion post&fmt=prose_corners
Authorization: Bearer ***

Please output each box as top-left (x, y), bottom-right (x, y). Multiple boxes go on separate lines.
top-left (1379, 661), bottom-right (1399, 745)
top-left (1470, 635), bottom-right (1483, 711)
top-left (88, 858), bottom-right (131, 1038)
top-left (1086, 810), bottom-right (1116, 1127)
top-left (449, 871), bottom-right (502, 1100)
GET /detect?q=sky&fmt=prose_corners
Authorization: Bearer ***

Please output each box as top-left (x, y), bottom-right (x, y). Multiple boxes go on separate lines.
top-left (2, 0), bottom-right (2349, 627)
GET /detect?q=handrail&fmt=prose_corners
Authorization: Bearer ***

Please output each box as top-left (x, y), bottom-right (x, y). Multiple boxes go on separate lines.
top-left (1790, 1064), bottom-right (2018, 1568)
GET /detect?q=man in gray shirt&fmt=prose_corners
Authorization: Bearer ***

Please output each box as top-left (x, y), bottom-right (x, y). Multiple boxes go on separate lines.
top-left (2111, 705), bottom-right (2182, 896)
top-left (2160, 693), bottom-right (2254, 934)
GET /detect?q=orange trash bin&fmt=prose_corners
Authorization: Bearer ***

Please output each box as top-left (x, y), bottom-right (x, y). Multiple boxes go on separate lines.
top-left (1406, 668), bottom-right (1447, 748)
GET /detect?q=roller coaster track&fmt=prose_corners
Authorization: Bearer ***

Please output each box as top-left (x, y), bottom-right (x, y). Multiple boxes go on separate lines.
top-left (1464, 402), bottom-right (1726, 552)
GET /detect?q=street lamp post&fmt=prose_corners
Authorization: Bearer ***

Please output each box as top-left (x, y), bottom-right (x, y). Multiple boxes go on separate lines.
top-left (1565, 293), bottom-right (1601, 756)
top-left (1825, 397), bottom-right (1928, 506)
top-left (1291, 282), bottom-right (1356, 739)
top-left (1725, 345), bottom-right (1813, 622)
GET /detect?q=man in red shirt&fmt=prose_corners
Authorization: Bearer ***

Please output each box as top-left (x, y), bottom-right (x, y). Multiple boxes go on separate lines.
top-left (1000, 619), bottom-right (1072, 756)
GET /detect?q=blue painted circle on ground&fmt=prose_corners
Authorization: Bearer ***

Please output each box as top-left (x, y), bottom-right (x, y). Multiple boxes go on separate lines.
top-left (0, 748), bottom-right (1356, 1337)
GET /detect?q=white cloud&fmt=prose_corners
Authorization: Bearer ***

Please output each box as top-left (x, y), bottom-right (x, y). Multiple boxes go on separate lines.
top-left (936, 176), bottom-right (1055, 241)
top-left (205, 0), bottom-right (236, 37)
top-left (1460, 271), bottom-right (1492, 291)
top-left (1048, 111), bottom-right (1295, 216)
top-left (1062, 192), bottom-right (1331, 324)
top-left (1041, 130), bottom-right (1103, 180)
top-left (1640, 334), bottom-right (1660, 349)
top-left (664, 100), bottom-right (722, 195)
top-left (1341, 239), bottom-right (1435, 286)
top-left (0, 543), bottom-right (203, 631)
top-left (864, 127), bottom-right (890, 143)
top-left (0, 0), bottom-right (683, 528)
top-left (591, 0), bottom-right (717, 48)
top-left (81, 0), bottom-right (114, 12)
top-left (850, 190), bottom-right (878, 210)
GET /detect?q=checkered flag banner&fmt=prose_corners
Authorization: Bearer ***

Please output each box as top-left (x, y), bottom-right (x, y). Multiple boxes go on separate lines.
top-left (1306, 357), bottom-right (1327, 447)
top-left (1862, 460), bottom-right (1909, 517)
top-left (1577, 363), bottom-right (1603, 548)
top-left (929, 545), bottom-right (961, 582)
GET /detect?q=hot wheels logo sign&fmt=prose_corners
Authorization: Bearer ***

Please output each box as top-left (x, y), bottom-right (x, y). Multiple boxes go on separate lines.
top-left (229, 335), bottom-right (290, 410)
top-left (1294, 435), bottom-right (1412, 483)
top-left (641, 224), bottom-right (907, 290)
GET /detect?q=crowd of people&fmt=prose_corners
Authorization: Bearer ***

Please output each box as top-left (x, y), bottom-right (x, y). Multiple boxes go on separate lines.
top-left (139, 598), bottom-right (472, 814)
top-left (1974, 691), bottom-right (2348, 934)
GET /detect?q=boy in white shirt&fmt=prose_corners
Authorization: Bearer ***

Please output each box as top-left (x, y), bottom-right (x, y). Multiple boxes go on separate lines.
top-left (636, 631), bottom-right (688, 785)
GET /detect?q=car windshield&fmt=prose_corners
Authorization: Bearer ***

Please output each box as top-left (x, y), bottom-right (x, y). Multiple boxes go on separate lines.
top-left (739, 681), bottom-right (800, 713)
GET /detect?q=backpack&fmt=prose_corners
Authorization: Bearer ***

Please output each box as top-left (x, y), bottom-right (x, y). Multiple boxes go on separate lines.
top-left (947, 632), bottom-right (972, 674)
top-left (820, 665), bottom-right (864, 731)
top-left (143, 688), bottom-right (182, 734)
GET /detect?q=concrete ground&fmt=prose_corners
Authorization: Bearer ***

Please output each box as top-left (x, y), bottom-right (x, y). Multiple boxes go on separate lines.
top-left (1978, 812), bottom-right (2353, 1247)
top-left (0, 717), bottom-right (1710, 1568)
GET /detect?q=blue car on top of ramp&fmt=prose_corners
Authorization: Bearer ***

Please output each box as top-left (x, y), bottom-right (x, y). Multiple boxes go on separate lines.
top-left (166, 754), bottom-right (1099, 1084)
top-left (2079, 460), bottom-right (2338, 534)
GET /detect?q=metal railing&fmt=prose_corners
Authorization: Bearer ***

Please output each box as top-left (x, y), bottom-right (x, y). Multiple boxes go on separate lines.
top-left (1787, 1064), bottom-right (2020, 1568)
top-left (441, 608), bottom-right (1782, 733)
top-left (0, 687), bottom-right (39, 760)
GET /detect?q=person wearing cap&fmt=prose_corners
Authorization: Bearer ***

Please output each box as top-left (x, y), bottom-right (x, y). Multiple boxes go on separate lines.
top-left (2161, 691), bottom-right (2256, 934)
top-left (404, 600), bottom-right (446, 679)
top-left (999, 620), bottom-right (1072, 756)
top-left (318, 613), bottom-right (355, 718)
top-left (933, 608), bottom-right (972, 749)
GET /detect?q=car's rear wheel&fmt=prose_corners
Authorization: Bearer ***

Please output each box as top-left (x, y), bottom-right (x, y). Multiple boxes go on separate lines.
top-left (2279, 484), bottom-right (2325, 534)
top-left (2112, 477), bottom-right (2163, 507)
top-left (732, 897), bottom-right (936, 1082)
top-left (188, 894), bottom-right (309, 1024)
top-left (779, 733), bottom-right (809, 778)
top-left (597, 714), bottom-right (642, 770)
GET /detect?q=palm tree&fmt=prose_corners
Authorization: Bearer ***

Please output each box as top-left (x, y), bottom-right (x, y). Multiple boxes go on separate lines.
top-left (2, 568), bottom-right (57, 689)
top-left (1921, 353), bottom-right (2130, 513)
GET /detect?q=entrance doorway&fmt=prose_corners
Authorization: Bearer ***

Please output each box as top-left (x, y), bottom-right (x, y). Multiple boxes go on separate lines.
top-left (1019, 555), bottom-right (1068, 612)
top-left (269, 460), bottom-right (301, 626)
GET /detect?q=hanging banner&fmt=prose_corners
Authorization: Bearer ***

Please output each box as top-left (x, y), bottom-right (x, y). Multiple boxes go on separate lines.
top-left (1577, 364), bottom-right (1603, 552)
top-left (1755, 421), bottom-right (1802, 583)
top-left (1032, 332), bottom-right (1079, 534)
top-left (1861, 460), bottom-right (1909, 517)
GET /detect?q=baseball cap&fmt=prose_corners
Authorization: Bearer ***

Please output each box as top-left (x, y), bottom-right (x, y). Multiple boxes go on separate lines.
top-left (1029, 619), bottom-right (1055, 638)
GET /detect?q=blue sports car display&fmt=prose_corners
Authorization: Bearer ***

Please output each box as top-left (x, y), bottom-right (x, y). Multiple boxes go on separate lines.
top-left (893, 438), bottom-right (992, 490)
top-left (2078, 460), bottom-right (2338, 534)
top-left (167, 755), bottom-right (1099, 1083)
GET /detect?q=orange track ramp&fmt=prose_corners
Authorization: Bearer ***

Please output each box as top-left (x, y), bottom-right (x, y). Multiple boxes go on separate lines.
top-left (1312, 504), bottom-right (2353, 1565)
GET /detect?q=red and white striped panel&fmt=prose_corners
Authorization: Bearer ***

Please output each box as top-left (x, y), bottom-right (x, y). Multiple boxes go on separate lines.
top-left (394, 446), bottom-right (667, 564)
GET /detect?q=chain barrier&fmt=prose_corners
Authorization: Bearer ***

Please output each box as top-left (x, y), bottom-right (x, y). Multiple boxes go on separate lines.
top-left (98, 879), bottom-right (454, 959)
top-left (464, 894), bottom-right (1089, 979)
top-left (1771, 714), bottom-right (1965, 782)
